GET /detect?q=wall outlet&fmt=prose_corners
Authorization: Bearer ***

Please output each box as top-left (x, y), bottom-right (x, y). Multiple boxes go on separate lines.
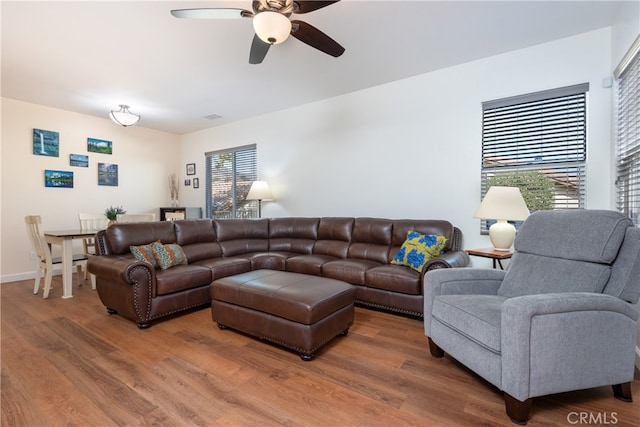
top-left (29, 251), bottom-right (36, 260)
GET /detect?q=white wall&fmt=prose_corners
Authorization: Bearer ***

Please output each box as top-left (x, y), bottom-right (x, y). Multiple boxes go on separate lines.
top-left (0, 99), bottom-right (181, 282)
top-left (181, 28), bottom-right (616, 264)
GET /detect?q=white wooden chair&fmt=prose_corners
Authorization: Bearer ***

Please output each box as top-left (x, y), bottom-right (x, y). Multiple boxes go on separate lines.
top-left (25, 215), bottom-right (88, 298)
top-left (116, 213), bottom-right (156, 223)
top-left (78, 213), bottom-right (109, 255)
top-left (164, 211), bottom-right (185, 221)
top-left (78, 213), bottom-right (108, 288)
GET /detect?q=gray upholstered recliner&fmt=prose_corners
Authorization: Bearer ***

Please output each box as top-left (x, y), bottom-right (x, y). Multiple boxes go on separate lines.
top-left (424, 210), bottom-right (640, 424)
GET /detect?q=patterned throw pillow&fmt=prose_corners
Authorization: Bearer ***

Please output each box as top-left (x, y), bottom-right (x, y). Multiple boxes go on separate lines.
top-left (151, 242), bottom-right (188, 270)
top-left (130, 241), bottom-right (160, 268)
top-left (390, 231), bottom-right (448, 272)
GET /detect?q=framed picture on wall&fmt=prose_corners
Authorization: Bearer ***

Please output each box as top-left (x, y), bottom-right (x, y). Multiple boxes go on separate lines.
top-left (185, 179), bottom-right (191, 186)
top-left (186, 163), bottom-right (196, 175)
top-left (88, 137), bottom-right (112, 154)
top-left (44, 169), bottom-right (73, 188)
top-left (98, 162), bottom-right (118, 186)
top-left (193, 178), bottom-right (199, 189)
top-left (33, 129), bottom-right (59, 157)
top-left (70, 154), bottom-right (89, 167)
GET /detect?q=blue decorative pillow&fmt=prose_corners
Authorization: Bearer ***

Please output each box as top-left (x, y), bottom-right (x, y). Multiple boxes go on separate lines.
top-left (391, 231), bottom-right (447, 272)
top-left (152, 242), bottom-right (188, 270)
top-left (130, 241), bottom-right (160, 268)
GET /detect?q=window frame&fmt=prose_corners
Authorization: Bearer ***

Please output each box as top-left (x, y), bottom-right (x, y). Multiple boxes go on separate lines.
top-left (205, 144), bottom-right (257, 219)
top-left (480, 84), bottom-right (589, 232)
top-left (614, 35), bottom-right (640, 226)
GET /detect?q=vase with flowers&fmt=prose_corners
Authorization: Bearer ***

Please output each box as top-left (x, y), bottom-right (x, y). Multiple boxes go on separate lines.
top-left (169, 173), bottom-right (179, 207)
top-left (105, 205), bottom-right (126, 226)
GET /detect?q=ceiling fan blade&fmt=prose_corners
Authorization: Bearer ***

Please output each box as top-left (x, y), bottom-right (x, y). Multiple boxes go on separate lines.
top-left (290, 20), bottom-right (344, 57)
top-left (294, 1), bottom-right (340, 14)
top-left (249, 34), bottom-right (271, 64)
top-left (170, 8), bottom-right (252, 19)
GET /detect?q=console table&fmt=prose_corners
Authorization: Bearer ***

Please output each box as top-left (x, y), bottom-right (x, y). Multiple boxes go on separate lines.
top-left (159, 207), bottom-right (202, 221)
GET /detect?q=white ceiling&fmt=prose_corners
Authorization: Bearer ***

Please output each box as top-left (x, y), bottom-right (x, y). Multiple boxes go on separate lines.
top-left (1, 1), bottom-right (629, 135)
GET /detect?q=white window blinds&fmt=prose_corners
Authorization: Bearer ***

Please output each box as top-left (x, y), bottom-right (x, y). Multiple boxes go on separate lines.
top-left (481, 84), bottom-right (588, 227)
top-left (205, 144), bottom-right (257, 218)
top-left (615, 36), bottom-right (640, 226)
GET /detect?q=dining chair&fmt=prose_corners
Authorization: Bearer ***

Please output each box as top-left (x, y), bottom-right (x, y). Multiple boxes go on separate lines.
top-left (25, 215), bottom-right (89, 298)
top-left (78, 213), bottom-right (108, 288)
top-left (164, 211), bottom-right (185, 221)
top-left (116, 213), bottom-right (156, 223)
top-left (78, 213), bottom-right (109, 255)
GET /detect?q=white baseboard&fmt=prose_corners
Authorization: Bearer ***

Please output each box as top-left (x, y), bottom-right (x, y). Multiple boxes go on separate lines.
top-left (1, 269), bottom-right (62, 284)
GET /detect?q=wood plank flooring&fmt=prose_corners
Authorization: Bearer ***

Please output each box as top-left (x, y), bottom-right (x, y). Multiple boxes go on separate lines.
top-left (2, 277), bottom-right (639, 427)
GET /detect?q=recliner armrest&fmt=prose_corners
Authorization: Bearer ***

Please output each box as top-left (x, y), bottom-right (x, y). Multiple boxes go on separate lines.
top-left (501, 292), bottom-right (639, 401)
top-left (423, 268), bottom-right (505, 334)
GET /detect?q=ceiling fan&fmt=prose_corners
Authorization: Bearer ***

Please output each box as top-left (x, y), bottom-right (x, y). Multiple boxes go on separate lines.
top-left (171, 0), bottom-right (345, 64)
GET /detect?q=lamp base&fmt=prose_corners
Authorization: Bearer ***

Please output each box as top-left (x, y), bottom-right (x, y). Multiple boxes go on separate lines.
top-left (489, 219), bottom-right (516, 251)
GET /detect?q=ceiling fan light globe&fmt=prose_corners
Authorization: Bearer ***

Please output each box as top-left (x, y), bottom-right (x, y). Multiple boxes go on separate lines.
top-left (253, 11), bottom-right (291, 45)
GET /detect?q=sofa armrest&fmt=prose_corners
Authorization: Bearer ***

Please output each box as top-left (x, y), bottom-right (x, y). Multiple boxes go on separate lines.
top-left (88, 255), bottom-right (157, 325)
top-left (423, 250), bottom-right (470, 272)
top-left (424, 268), bottom-right (505, 334)
top-left (501, 292), bottom-right (639, 401)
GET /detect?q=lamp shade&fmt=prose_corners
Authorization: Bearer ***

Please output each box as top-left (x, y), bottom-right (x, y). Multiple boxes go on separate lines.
top-left (474, 186), bottom-right (530, 251)
top-left (253, 11), bottom-right (291, 45)
top-left (246, 181), bottom-right (274, 201)
top-left (474, 186), bottom-right (530, 221)
top-left (109, 105), bottom-right (140, 127)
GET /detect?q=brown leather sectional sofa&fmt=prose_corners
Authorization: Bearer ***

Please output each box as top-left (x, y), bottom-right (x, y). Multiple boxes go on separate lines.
top-left (89, 217), bottom-right (469, 328)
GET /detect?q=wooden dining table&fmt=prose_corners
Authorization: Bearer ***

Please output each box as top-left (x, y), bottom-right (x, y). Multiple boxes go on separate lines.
top-left (44, 228), bottom-right (102, 298)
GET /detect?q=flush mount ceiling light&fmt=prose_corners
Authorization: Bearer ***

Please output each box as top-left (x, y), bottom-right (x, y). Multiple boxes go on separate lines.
top-left (109, 104), bottom-right (140, 127)
top-left (252, 10), bottom-right (291, 45)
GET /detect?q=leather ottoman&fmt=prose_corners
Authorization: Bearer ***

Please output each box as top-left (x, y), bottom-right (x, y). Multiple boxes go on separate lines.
top-left (211, 269), bottom-right (356, 360)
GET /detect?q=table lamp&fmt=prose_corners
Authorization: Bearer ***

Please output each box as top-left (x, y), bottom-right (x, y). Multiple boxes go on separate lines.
top-left (246, 180), bottom-right (274, 218)
top-left (474, 186), bottom-right (530, 251)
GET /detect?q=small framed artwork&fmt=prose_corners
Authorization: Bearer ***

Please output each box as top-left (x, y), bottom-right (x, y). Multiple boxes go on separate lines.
top-left (193, 178), bottom-right (199, 189)
top-left (33, 129), bottom-right (60, 157)
top-left (70, 154), bottom-right (89, 167)
top-left (88, 137), bottom-right (113, 154)
top-left (98, 162), bottom-right (118, 186)
top-left (184, 179), bottom-right (191, 186)
top-left (44, 169), bottom-right (73, 188)
top-left (186, 163), bottom-right (196, 175)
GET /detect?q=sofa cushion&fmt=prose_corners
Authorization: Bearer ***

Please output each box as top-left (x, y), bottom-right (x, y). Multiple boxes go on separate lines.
top-left (174, 219), bottom-right (222, 262)
top-left (214, 218), bottom-right (269, 256)
top-left (347, 218), bottom-right (393, 263)
top-left (322, 259), bottom-right (383, 285)
top-left (152, 242), bottom-right (188, 270)
top-left (155, 265), bottom-right (212, 295)
top-left (286, 254), bottom-right (339, 276)
top-left (193, 257), bottom-right (252, 280)
top-left (365, 264), bottom-right (421, 295)
top-left (130, 241), bottom-right (159, 268)
top-left (312, 217), bottom-right (354, 258)
top-left (389, 220), bottom-right (454, 262)
top-left (268, 217), bottom-right (319, 254)
top-left (431, 294), bottom-right (507, 354)
top-left (391, 231), bottom-right (447, 272)
top-left (106, 222), bottom-right (176, 255)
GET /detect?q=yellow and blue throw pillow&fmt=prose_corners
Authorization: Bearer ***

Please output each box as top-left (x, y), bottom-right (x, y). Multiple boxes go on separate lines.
top-left (391, 231), bottom-right (447, 272)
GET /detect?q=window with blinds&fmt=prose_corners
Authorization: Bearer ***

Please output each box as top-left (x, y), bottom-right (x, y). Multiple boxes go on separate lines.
top-left (615, 37), bottom-right (640, 226)
top-left (480, 84), bottom-right (588, 232)
top-left (205, 144), bottom-right (257, 219)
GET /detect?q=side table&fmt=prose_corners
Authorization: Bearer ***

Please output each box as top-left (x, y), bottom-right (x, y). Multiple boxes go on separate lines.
top-left (466, 247), bottom-right (513, 270)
